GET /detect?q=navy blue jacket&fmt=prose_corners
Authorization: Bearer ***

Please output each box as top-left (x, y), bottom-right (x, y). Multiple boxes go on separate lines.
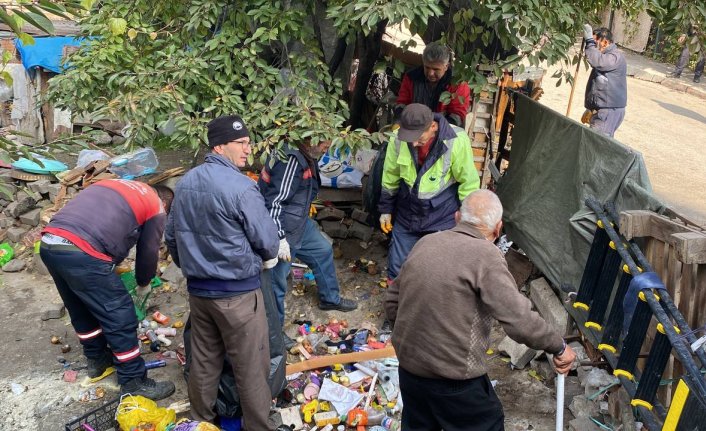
top-left (258, 145), bottom-right (319, 248)
top-left (378, 116), bottom-right (467, 233)
top-left (165, 153), bottom-right (279, 295)
top-left (584, 40), bottom-right (627, 110)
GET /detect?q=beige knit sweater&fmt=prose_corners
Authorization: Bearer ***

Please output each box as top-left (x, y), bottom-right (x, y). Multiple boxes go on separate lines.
top-left (385, 222), bottom-right (564, 380)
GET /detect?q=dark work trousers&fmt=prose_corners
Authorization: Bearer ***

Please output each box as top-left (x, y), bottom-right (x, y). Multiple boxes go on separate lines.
top-left (675, 45), bottom-right (705, 78)
top-left (188, 290), bottom-right (272, 431)
top-left (399, 367), bottom-right (505, 431)
top-left (40, 244), bottom-right (145, 384)
top-left (590, 107), bottom-right (625, 138)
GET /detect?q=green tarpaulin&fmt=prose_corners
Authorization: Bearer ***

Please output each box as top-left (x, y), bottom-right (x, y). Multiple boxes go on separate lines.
top-left (496, 94), bottom-right (664, 290)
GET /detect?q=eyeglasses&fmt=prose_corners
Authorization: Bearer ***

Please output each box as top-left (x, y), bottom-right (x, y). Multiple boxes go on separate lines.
top-left (230, 139), bottom-right (252, 148)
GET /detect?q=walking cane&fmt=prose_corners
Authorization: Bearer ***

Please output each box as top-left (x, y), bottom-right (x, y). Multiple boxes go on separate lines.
top-left (565, 40), bottom-right (586, 117)
top-left (556, 373), bottom-right (565, 431)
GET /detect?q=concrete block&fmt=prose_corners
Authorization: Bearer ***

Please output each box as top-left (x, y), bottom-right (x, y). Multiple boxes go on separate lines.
top-left (28, 179), bottom-right (52, 195)
top-left (497, 335), bottom-right (537, 369)
top-left (315, 206), bottom-right (345, 221)
top-left (160, 261), bottom-right (185, 286)
top-left (0, 214), bottom-right (14, 228)
top-left (41, 304), bottom-right (66, 320)
top-left (6, 226), bottom-right (27, 243)
top-left (348, 221), bottom-right (373, 242)
top-left (19, 208), bottom-right (42, 227)
top-left (321, 220), bottom-right (348, 239)
top-left (569, 417), bottom-right (601, 431)
top-left (7, 191), bottom-right (36, 218)
top-left (529, 277), bottom-right (572, 335)
top-left (2, 258), bottom-right (26, 272)
top-left (0, 182), bottom-right (17, 198)
top-left (47, 183), bottom-right (63, 202)
top-left (569, 395), bottom-right (600, 419)
top-left (351, 208), bottom-right (370, 224)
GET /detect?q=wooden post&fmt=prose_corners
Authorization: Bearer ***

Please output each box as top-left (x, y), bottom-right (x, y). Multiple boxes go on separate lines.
top-left (566, 41), bottom-right (585, 117)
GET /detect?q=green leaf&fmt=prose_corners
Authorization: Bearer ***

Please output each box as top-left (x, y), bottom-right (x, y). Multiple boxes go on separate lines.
top-left (12, 10), bottom-right (54, 35)
top-left (1, 71), bottom-right (13, 87)
top-left (18, 32), bottom-right (35, 46)
top-left (0, 8), bottom-right (21, 34)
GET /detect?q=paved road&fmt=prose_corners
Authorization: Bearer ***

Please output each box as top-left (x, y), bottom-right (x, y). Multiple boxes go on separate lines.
top-left (540, 62), bottom-right (706, 227)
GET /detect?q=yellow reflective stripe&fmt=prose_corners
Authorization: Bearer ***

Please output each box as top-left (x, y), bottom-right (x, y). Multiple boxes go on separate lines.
top-left (663, 379), bottom-right (690, 431)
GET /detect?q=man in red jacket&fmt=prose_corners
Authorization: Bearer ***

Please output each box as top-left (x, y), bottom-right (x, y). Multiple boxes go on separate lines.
top-left (41, 179), bottom-right (175, 400)
top-left (395, 42), bottom-right (471, 127)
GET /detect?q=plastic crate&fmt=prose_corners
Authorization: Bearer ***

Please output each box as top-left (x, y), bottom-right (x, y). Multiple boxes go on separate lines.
top-left (64, 397), bottom-right (120, 431)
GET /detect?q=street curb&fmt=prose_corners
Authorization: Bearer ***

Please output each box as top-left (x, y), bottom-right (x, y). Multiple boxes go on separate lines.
top-left (628, 66), bottom-right (706, 101)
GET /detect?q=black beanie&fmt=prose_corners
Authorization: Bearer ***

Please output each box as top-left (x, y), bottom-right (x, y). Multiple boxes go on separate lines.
top-left (207, 115), bottom-right (250, 147)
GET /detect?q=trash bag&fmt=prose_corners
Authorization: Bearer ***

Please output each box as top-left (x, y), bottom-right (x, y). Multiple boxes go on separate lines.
top-left (362, 141), bottom-right (388, 225)
top-left (116, 395), bottom-right (176, 431)
top-left (183, 270), bottom-right (286, 418)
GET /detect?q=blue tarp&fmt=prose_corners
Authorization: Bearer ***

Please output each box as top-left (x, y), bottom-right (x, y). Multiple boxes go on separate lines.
top-left (14, 36), bottom-right (82, 74)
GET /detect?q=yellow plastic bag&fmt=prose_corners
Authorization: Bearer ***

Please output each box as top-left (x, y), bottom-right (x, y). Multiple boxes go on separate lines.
top-left (116, 395), bottom-right (176, 431)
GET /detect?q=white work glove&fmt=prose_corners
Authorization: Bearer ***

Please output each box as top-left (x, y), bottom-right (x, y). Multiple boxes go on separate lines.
top-left (379, 214), bottom-right (392, 234)
top-left (263, 257), bottom-right (279, 269)
top-left (583, 24), bottom-right (593, 41)
top-left (278, 238), bottom-right (291, 262)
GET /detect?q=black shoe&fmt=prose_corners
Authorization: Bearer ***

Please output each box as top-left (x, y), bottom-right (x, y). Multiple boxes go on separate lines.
top-left (121, 376), bottom-right (175, 401)
top-left (86, 353), bottom-right (113, 379)
top-left (668, 72), bottom-right (681, 78)
top-left (694, 76), bottom-right (701, 83)
top-left (319, 297), bottom-right (358, 312)
top-left (283, 332), bottom-right (297, 350)
top-left (380, 319), bottom-right (392, 332)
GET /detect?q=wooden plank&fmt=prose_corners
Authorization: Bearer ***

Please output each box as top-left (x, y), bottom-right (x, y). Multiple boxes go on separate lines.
top-left (286, 345), bottom-right (396, 375)
top-left (620, 211), bottom-right (705, 244)
top-left (672, 232), bottom-right (706, 264)
top-left (0, 20), bottom-right (79, 36)
top-left (666, 248), bottom-right (683, 314)
top-left (680, 264), bottom-right (697, 329)
top-left (695, 265), bottom-right (706, 330)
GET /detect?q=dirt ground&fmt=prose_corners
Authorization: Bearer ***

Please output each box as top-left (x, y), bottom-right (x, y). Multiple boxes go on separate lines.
top-left (0, 233), bottom-right (565, 431)
top-left (540, 62), bottom-right (706, 227)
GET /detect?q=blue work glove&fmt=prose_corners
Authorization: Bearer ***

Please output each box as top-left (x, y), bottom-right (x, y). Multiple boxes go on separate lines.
top-left (583, 24), bottom-right (593, 41)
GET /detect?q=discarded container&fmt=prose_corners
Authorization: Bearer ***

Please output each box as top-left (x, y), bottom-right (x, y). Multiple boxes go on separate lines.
top-left (0, 243), bottom-right (14, 266)
top-left (144, 359), bottom-right (167, 370)
top-left (314, 411), bottom-right (340, 427)
top-left (155, 327), bottom-right (177, 336)
top-left (145, 330), bottom-right (161, 352)
top-left (152, 311), bottom-right (170, 325)
top-left (109, 148), bottom-right (158, 179)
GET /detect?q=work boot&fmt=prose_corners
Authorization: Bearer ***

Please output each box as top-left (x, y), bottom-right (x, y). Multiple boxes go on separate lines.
top-left (668, 71), bottom-right (681, 78)
top-left (121, 376), bottom-right (175, 401)
top-left (694, 76), bottom-right (701, 83)
top-left (319, 297), bottom-right (358, 312)
top-left (86, 353), bottom-right (113, 379)
top-left (283, 332), bottom-right (297, 350)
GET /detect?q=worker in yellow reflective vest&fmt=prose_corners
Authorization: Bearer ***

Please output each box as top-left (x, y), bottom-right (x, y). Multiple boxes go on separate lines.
top-left (378, 103), bottom-right (480, 285)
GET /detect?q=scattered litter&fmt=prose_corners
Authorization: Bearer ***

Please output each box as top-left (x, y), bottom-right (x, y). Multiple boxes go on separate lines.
top-left (78, 386), bottom-right (105, 402)
top-left (63, 370), bottom-right (78, 383)
top-left (10, 383), bottom-right (26, 395)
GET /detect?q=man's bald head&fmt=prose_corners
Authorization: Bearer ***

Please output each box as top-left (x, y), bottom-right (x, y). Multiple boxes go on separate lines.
top-left (459, 190), bottom-right (503, 236)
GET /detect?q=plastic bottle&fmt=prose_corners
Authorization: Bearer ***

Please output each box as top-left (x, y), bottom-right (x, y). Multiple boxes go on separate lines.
top-left (145, 330), bottom-right (161, 352)
top-left (380, 417), bottom-right (400, 430)
top-left (109, 148), bottom-right (159, 179)
top-left (144, 359), bottom-right (166, 370)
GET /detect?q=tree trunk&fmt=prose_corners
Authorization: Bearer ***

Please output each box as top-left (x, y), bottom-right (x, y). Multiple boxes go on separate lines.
top-left (348, 20), bottom-right (387, 130)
